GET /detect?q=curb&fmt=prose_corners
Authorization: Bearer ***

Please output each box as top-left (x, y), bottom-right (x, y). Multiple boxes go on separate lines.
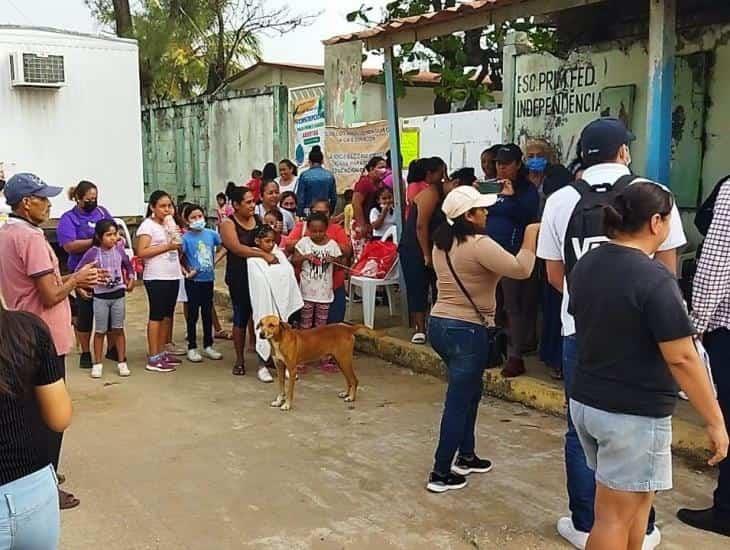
top-left (214, 288), bottom-right (711, 464)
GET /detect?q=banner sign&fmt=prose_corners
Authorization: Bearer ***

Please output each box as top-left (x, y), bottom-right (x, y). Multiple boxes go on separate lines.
top-left (293, 96), bottom-right (326, 167)
top-left (324, 121), bottom-right (390, 192)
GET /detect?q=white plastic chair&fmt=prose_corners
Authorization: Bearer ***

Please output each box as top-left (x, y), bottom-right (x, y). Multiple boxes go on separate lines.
top-left (348, 225), bottom-right (400, 329)
top-left (114, 217), bottom-right (134, 260)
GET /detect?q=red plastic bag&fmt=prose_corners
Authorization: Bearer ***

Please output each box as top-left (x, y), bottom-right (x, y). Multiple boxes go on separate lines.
top-left (351, 240), bottom-right (398, 279)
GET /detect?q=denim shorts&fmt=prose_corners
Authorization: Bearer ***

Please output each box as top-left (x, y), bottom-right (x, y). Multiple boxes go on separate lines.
top-left (569, 399), bottom-right (672, 492)
top-left (93, 296), bottom-right (125, 333)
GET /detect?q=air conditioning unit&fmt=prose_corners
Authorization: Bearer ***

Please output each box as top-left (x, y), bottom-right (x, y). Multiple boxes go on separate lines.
top-left (9, 51), bottom-right (66, 88)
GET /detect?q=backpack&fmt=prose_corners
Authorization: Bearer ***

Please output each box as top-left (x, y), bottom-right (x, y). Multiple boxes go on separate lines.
top-left (563, 174), bottom-right (639, 278)
top-left (695, 176), bottom-right (730, 236)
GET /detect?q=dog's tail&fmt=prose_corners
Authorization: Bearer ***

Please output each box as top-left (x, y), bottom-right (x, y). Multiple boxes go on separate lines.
top-left (341, 322), bottom-right (385, 338)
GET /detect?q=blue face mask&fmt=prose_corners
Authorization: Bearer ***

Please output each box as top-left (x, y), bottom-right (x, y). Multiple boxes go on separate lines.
top-left (526, 156), bottom-right (548, 173)
top-left (189, 219), bottom-right (206, 231)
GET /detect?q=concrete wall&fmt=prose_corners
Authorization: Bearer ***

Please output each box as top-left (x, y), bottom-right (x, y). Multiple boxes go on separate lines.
top-left (0, 26), bottom-right (144, 217)
top-left (360, 82), bottom-right (436, 122)
top-left (142, 88), bottom-right (283, 210)
top-left (512, 23), bottom-right (730, 209)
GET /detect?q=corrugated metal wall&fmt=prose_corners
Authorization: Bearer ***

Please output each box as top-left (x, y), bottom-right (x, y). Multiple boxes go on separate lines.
top-left (141, 87), bottom-right (288, 210)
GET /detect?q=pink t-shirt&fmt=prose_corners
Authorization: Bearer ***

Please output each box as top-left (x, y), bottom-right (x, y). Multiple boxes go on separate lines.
top-left (0, 217), bottom-right (74, 356)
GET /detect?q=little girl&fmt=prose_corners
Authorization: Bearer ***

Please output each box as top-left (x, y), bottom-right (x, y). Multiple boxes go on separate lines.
top-left (136, 190), bottom-right (183, 373)
top-left (263, 209), bottom-right (284, 246)
top-left (77, 219), bottom-right (134, 379)
top-left (215, 192), bottom-right (233, 227)
top-left (369, 187), bottom-right (396, 239)
top-left (292, 212), bottom-right (343, 328)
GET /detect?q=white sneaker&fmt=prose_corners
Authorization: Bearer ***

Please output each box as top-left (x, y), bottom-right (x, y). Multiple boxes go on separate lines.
top-left (257, 366), bottom-right (273, 383)
top-left (91, 364), bottom-right (103, 379)
top-left (117, 363), bottom-right (131, 377)
top-left (411, 332), bottom-right (426, 344)
top-left (202, 346), bottom-right (223, 360)
top-left (643, 526), bottom-right (661, 550)
top-left (187, 349), bottom-right (203, 363)
top-left (557, 517), bottom-right (589, 549)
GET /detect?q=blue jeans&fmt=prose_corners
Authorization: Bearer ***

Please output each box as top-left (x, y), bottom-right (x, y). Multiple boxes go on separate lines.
top-left (327, 286), bottom-right (346, 324)
top-left (0, 465), bottom-right (60, 550)
top-left (429, 316), bottom-right (490, 475)
top-left (563, 335), bottom-right (656, 533)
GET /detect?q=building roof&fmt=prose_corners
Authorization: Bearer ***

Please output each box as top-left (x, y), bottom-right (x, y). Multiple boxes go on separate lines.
top-left (323, 0), bottom-right (505, 46)
top-left (228, 60), bottom-right (441, 87)
top-left (0, 24), bottom-right (137, 45)
top-left (323, 0), bottom-right (607, 49)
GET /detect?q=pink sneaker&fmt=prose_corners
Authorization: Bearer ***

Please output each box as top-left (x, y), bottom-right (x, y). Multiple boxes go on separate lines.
top-left (146, 356), bottom-right (176, 372)
top-left (163, 352), bottom-right (182, 366)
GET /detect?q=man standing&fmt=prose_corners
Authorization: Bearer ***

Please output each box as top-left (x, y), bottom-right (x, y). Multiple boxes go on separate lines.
top-left (0, 173), bottom-right (99, 510)
top-left (537, 118), bottom-right (686, 549)
top-left (296, 146), bottom-right (337, 217)
top-left (677, 177), bottom-right (730, 538)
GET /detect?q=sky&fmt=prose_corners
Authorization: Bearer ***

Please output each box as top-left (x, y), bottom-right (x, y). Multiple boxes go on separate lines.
top-left (0, 0), bottom-right (388, 67)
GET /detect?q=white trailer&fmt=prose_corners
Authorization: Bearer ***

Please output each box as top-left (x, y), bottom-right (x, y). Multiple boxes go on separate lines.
top-left (0, 25), bottom-right (144, 220)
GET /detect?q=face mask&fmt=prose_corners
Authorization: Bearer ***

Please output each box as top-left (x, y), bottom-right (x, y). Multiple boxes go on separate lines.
top-left (282, 206), bottom-right (296, 213)
top-left (189, 219), bottom-right (206, 231)
top-left (374, 167), bottom-right (388, 179)
top-left (525, 157), bottom-right (548, 173)
top-left (82, 200), bottom-right (97, 213)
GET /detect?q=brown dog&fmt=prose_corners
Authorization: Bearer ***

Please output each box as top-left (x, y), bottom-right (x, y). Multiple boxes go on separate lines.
top-left (256, 315), bottom-right (363, 411)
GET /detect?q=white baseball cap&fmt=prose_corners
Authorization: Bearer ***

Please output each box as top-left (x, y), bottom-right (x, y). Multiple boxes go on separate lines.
top-left (442, 186), bottom-right (498, 225)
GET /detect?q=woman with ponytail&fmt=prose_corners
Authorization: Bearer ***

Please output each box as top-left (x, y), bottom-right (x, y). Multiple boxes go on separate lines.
top-left (568, 181), bottom-right (728, 549)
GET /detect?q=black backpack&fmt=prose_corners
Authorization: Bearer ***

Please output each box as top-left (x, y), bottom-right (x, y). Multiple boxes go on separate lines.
top-left (695, 176), bottom-right (730, 237)
top-left (563, 174), bottom-right (639, 278)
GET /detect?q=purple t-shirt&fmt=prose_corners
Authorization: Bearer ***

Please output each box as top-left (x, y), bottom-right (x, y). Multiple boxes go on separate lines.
top-left (57, 206), bottom-right (113, 271)
top-left (76, 243), bottom-right (133, 296)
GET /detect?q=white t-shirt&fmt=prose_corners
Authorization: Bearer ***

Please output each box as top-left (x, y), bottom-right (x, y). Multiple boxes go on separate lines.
top-left (369, 206), bottom-right (396, 238)
top-left (254, 204), bottom-right (295, 235)
top-left (136, 217), bottom-right (183, 281)
top-left (537, 163), bottom-right (687, 336)
top-left (295, 236), bottom-right (342, 303)
top-left (277, 176), bottom-right (298, 195)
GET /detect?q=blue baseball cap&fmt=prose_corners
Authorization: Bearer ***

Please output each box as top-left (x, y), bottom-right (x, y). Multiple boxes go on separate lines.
top-left (580, 117), bottom-right (635, 163)
top-left (3, 173), bottom-right (63, 206)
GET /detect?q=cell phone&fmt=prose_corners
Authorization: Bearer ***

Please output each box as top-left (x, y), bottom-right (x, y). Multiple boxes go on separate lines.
top-left (477, 179), bottom-right (502, 194)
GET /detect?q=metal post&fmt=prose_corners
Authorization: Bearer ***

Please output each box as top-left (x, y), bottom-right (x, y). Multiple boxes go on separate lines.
top-left (383, 46), bottom-right (409, 324)
top-left (645, 0), bottom-right (676, 185)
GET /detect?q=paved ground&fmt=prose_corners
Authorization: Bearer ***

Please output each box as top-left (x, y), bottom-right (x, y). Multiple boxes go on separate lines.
top-left (58, 290), bottom-right (727, 549)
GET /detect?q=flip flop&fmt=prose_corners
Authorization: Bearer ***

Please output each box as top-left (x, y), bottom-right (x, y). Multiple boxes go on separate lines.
top-left (232, 364), bottom-right (246, 376)
top-left (215, 329), bottom-right (232, 340)
top-left (411, 332), bottom-right (426, 345)
top-left (59, 489), bottom-right (80, 510)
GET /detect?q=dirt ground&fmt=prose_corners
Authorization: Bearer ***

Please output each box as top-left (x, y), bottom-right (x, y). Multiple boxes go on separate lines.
top-left (58, 291), bottom-right (726, 549)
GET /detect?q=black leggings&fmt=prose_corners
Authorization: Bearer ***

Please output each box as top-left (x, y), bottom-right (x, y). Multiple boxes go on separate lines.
top-left (185, 280), bottom-right (214, 350)
top-left (144, 280), bottom-right (180, 321)
top-left (71, 293), bottom-right (94, 332)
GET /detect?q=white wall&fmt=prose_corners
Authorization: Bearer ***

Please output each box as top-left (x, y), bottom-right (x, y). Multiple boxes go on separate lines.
top-left (402, 109), bottom-right (502, 174)
top-left (0, 27), bottom-right (144, 217)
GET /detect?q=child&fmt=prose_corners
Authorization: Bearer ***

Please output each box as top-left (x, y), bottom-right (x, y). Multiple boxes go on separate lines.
top-left (216, 192), bottom-right (233, 226)
top-left (77, 219), bottom-right (134, 379)
top-left (292, 212), bottom-right (343, 329)
top-left (181, 205), bottom-right (224, 363)
top-left (263, 209), bottom-right (284, 246)
top-left (342, 189), bottom-right (354, 236)
top-left (136, 190), bottom-right (183, 373)
top-left (246, 169), bottom-right (263, 204)
top-left (248, 225), bottom-right (303, 379)
top-left (369, 187), bottom-right (396, 239)
top-left (279, 191), bottom-right (298, 218)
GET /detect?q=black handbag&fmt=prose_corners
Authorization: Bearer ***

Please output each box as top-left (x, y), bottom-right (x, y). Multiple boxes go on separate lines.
top-left (444, 251), bottom-right (507, 368)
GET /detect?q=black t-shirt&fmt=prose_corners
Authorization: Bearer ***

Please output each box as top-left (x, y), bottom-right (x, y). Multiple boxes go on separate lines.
top-left (568, 243), bottom-right (695, 417)
top-left (0, 318), bottom-right (62, 485)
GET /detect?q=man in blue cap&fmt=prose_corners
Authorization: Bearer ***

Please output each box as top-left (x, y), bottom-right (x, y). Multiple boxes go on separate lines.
top-left (0, 173), bottom-right (101, 510)
top-left (537, 118), bottom-right (686, 549)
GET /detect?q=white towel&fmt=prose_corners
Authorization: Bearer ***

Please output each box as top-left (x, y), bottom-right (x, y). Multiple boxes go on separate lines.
top-left (247, 248), bottom-right (304, 361)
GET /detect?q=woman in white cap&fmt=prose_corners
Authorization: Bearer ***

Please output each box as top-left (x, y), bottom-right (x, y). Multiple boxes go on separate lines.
top-left (426, 185), bottom-right (539, 493)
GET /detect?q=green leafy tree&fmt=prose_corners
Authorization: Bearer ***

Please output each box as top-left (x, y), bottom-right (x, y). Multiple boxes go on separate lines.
top-left (347, 1), bottom-right (556, 113)
top-left (86, 0), bottom-right (317, 102)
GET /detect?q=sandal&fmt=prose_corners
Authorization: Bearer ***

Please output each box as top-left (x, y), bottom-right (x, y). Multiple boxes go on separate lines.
top-left (215, 329), bottom-right (232, 340)
top-left (411, 332), bottom-right (426, 345)
top-left (232, 364), bottom-right (246, 376)
top-left (59, 489), bottom-right (80, 510)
